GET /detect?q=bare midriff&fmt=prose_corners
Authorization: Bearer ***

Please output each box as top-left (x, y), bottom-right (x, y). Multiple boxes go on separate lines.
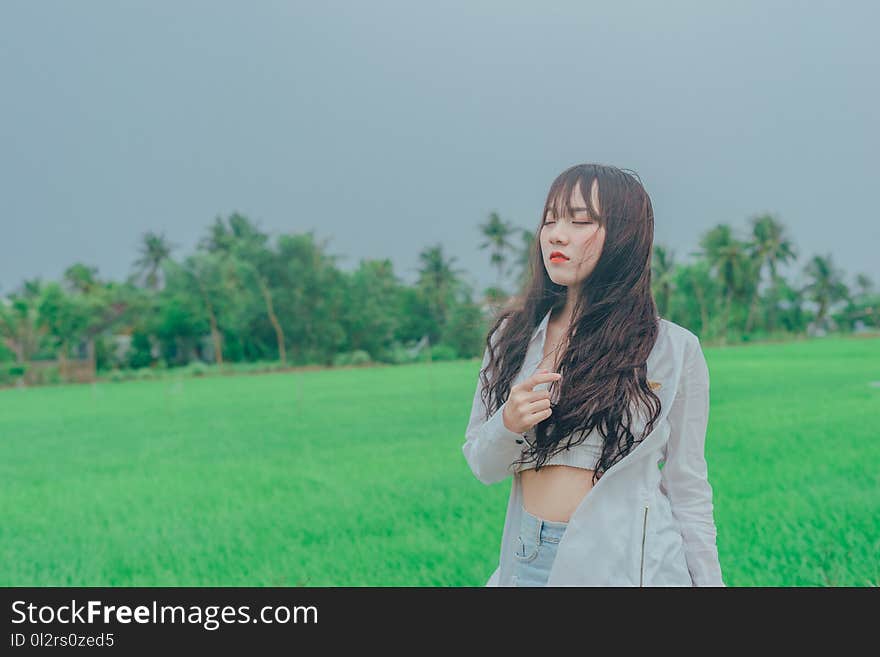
top-left (521, 464), bottom-right (595, 523)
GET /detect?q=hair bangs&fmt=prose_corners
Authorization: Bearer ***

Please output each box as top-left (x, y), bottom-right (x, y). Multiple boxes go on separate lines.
top-left (542, 169), bottom-right (604, 227)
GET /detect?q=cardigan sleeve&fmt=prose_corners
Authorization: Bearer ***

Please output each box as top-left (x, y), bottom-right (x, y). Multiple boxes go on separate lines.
top-left (659, 334), bottom-right (725, 586)
top-left (461, 320), bottom-right (525, 485)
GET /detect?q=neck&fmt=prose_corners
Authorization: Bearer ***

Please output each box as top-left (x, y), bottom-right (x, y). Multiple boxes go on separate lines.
top-left (552, 289), bottom-right (579, 328)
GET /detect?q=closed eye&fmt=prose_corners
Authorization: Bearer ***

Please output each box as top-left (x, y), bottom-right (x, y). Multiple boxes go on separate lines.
top-left (543, 220), bottom-right (594, 225)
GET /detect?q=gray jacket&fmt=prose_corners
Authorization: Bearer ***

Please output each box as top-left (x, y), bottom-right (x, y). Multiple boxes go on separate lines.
top-left (462, 309), bottom-right (725, 586)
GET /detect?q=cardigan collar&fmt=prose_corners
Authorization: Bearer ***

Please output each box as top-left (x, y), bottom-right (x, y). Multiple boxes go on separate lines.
top-left (530, 307), bottom-right (554, 344)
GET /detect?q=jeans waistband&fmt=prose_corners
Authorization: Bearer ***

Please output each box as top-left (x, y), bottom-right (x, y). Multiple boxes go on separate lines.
top-left (520, 503), bottom-right (569, 546)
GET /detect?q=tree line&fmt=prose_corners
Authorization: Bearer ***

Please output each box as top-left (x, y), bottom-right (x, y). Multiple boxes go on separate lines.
top-left (1, 210), bottom-right (877, 386)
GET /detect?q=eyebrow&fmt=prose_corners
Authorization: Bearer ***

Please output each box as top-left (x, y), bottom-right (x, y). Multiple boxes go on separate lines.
top-left (545, 206), bottom-right (591, 217)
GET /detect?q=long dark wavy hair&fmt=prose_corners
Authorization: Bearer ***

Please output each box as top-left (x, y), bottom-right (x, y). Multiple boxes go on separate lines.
top-left (478, 163), bottom-right (662, 486)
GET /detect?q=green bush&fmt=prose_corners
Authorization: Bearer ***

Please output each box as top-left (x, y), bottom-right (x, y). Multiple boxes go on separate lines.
top-left (374, 343), bottom-right (418, 365)
top-left (429, 344), bottom-right (459, 361)
top-left (127, 332), bottom-right (154, 369)
top-left (350, 350), bottom-right (371, 365)
top-left (332, 350), bottom-right (372, 367)
top-left (116, 369), bottom-right (138, 381)
top-left (0, 364), bottom-right (27, 385)
top-left (41, 365), bottom-right (62, 385)
top-left (135, 368), bottom-right (157, 380)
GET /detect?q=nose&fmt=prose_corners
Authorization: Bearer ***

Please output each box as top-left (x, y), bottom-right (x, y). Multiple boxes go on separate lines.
top-left (547, 221), bottom-right (569, 243)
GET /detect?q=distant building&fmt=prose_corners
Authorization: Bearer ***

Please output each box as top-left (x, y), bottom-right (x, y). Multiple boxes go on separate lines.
top-left (806, 316), bottom-right (837, 337)
top-left (111, 334), bottom-right (132, 362)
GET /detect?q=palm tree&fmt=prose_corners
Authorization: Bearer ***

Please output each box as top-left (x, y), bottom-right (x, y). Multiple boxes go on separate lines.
top-left (182, 252), bottom-right (226, 365)
top-left (743, 214), bottom-right (797, 333)
top-left (698, 224), bottom-right (750, 344)
top-left (774, 274), bottom-right (809, 332)
top-left (839, 273), bottom-right (878, 330)
top-left (0, 279), bottom-right (47, 365)
top-left (672, 255), bottom-right (716, 336)
top-left (62, 264), bottom-right (101, 373)
top-left (58, 265), bottom-right (130, 378)
top-left (651, 244), bottom-right (677, 318)
top-left (201, 213), bottom-right (289, 364)
top-left (478, 211), bottom-right (516, 295)
top-left (415, 244), bottom-right (465, 345)
top-left (854, 273), bottom-right (874, 300)
top-left (802, 253), bottom-right (850, 330)
top-left (62, 263), bottom-right (100, 296)
top-left (132, 231), bottom-right (176, 291)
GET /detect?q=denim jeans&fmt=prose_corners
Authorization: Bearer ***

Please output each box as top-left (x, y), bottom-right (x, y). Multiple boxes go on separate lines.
top-left (512, 504), bottom-right (569, 587)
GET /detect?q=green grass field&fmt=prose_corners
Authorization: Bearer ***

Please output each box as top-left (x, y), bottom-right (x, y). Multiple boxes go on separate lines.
top-left (2, 335), bottom-right (879, 586)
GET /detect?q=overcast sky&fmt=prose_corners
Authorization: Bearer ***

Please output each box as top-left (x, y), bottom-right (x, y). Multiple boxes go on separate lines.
top-left (1, 1), bottom-right (877, 298)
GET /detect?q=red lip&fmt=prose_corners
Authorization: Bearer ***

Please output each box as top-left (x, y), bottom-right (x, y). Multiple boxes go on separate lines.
top-left (550, 251), bottom-right (569, 260)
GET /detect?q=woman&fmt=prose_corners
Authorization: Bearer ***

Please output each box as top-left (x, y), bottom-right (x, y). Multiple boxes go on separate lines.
top-left (462, 163), bottom-right (724, 586)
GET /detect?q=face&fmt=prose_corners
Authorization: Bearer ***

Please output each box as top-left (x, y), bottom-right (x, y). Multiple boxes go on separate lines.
top-left (541, 177), bottom-right (606, 286)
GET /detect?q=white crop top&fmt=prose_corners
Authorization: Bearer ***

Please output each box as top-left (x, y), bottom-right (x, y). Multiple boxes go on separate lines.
top-left (512, 425), bottom-right (605, 472)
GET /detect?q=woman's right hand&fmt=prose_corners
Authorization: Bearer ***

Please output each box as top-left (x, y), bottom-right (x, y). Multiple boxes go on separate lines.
top-left (502, 369), bottom-right (563, 434)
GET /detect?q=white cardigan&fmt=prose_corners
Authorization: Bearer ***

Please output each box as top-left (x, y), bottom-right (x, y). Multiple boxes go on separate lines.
top-left (462, 309), bottom-right (725, 586)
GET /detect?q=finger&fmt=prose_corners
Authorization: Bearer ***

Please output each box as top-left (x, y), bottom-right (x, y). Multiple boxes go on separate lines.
top-left (513, 386), bottom-right (552, 401)
top-left (518, 391), bottom-right (550, 408)
top-left (526, 399), bottom-right (552, 413)
top-left (511, 369), bottom-right (547, 391)
top-left (523, 370), bottom-right (562, 391)
top-left (511, 383), bottom-right (554, 399)
top-left (527, 407), bottom-right (553, 423)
